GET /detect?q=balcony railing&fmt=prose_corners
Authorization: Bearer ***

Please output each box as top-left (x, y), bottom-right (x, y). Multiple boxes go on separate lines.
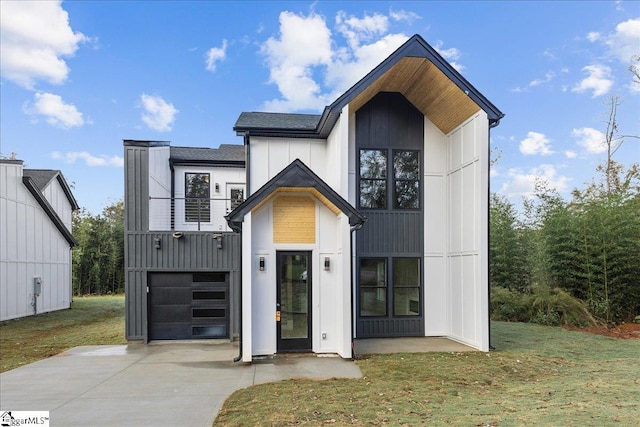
top-left (149, 197), bottom-right (243, 232)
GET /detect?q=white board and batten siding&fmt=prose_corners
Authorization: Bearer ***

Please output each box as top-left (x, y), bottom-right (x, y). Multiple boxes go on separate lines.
top-left (147, 146), bottom-right (246, 232)
top-left (0, 161), bottom-right (73, 321)
top-left (446, 111), bottom-right (490, 351)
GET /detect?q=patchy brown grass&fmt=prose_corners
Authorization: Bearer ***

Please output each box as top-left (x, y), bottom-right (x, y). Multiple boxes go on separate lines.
top-left (0, 295), bottom-right (126, 373)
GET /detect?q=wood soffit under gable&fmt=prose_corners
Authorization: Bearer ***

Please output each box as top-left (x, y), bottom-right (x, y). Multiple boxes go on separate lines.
top-left (251, 187), bottom-right (342, 216)
top-left (348, 57), bottom-right (482, 135)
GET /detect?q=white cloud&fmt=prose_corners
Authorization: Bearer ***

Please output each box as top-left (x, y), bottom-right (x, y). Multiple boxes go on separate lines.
top-left (389, 8), bottom-right (421, 24)
top-left (500, 164), bottom-right (570, 199)
top-left (433, 40), bottom-right (464, 71)
top-left (529, 72), bottom-right (554, 87)
top-left (605, 18), bottom-right (640, 63)
top-left (519, 131), bottom-right (553, 156)
top-left (0, 0), bottom-right (87, 89)
top-left (139, 94), bottom-right (178, 132)
top-left (260, 10), bottom-right (411, 112)
top-left (336, 11), bottom-right (389, 51)
top-left (587, 31), bottom-right (601, 42)
top-left (205, 39), bottom-right (228, 72)
top-left (24, 92), bottom-right (84, 128)
top-left (261, 11), bottom-right (334, 111)
top-left (325, 33), bottom-right (408, 96)
top-left (572, 64), bottom-right (613, 97)
top-left (51, 151), bottom-right (123, 167)
top-left (572, 127), bottom-right (606, 154)
top-left (565, 150), bottom-right (577, 159)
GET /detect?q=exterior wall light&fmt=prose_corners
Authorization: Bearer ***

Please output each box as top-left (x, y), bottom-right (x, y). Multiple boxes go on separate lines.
top-left (259, 256), bottom-right (265, 271)
top-left (153, 238), bottom-right (161, 250)
top-left (215, 183), bottom-right (220, 193)
top-left (213, 233), bottom-right (223, 249)
top-left (324, 257), bottom-right (330, 271)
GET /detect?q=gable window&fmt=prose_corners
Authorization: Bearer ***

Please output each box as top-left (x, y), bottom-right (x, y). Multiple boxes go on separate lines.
top-left (359, 149), bottom-right (420, 210)
top-left (185, 173), bottom-right (210, 222)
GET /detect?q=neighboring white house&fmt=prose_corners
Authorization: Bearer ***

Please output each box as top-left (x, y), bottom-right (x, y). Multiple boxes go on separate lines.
top-left (0, 159), bottom-right (79, 321)
top-left (227, 34), bottom-right (504, 361)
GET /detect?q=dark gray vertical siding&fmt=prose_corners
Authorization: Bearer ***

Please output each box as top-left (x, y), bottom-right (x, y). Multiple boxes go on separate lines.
top-left (124, 142), bottom-right (242, 341)
top-left (355, 92), bottom-right (425, 338)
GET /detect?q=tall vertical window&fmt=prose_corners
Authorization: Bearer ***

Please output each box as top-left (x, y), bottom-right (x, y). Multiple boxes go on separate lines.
top-left (359, 150), bottom-right (387, 209)
top-left (393, 258), bottom-right (420, 316)
top-left (229, 187), bottom-right (244, 211)
top-left (359, 258), bottom-right (387, 316)
top-left (393, 151), bottom-right (420, 209)
top-left (185, 173), bottom-right (210, 222)
top-left (359, 149), bottom-right (420, 210)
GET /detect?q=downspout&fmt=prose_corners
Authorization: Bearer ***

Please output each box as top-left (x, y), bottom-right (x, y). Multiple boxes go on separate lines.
top-left (488, 118), bottom-right (501, 351)
top-left (349, 221), bottom-right (364, 359)
top-left (233, 133), bottom-right (250, 363)
top-left (232, 221), bottom-right (243, 363)
top-left (169, 160), bottom-right (175, 231)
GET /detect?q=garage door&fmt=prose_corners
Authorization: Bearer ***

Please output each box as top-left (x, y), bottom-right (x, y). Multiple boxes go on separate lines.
top-left (148, 272), bottom-right (229, 340)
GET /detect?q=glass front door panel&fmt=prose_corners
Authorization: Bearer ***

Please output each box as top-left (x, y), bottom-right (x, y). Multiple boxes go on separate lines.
top-left (277, 252), bottom-right (312, 351)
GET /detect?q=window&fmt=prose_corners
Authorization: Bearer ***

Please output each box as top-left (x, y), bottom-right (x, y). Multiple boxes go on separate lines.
top-left (359, 258), bottom-right (387, 316)
top-left (393, 258), bottom-right (420, 316)
top-left (359, 150), bottom-right (387, 209)
top-left (229, 187), bottom-right (244, 211)
top-left (393, 151), bottom-right (420, 209)
top-left (185, 173), bottom-right (210, 222)
top-left (359, 257), bottom-right (421, 317)
top-left (359, 149), bottom-right (420, 210)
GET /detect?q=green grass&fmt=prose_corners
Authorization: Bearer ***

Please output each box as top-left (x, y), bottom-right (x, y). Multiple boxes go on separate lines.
top-left (0, 295), bottom-right (126, 373)
top-left (215, 322), bottom-right (640, 426)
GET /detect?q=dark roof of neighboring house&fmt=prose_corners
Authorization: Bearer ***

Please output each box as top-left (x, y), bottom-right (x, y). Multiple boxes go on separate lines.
top-left (20, 169), bottom-right (78, 247)
top-left (234, 34), bottom-right (504, 138)
top-left (226, 159), bottom-right (366, 229)
top-left (170, 144), bottom-right (245, 165)
top-left (22, 169), bottom-right (80, 210)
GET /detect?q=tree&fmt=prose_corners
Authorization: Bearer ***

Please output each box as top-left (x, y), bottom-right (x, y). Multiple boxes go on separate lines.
top-left (72, 200), bottom-right (125, 295)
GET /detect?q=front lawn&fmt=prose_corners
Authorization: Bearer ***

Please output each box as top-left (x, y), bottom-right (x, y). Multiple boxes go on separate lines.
top-left (0, 295), bottom-right (126, 373)
top-left (215, 322), bottom-right (640, 426)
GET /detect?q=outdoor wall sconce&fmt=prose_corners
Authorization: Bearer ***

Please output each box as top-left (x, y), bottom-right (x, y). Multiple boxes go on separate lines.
top-left (324, 257), bottom-right (331, 271)
top-left (153, 238), bottom-right (161, 250)
top-left (215, 183), bottom-right (220, 193)
top-left (213, 233), bottom-right (223, 249)
top-left (259, 256), bottom-right (265, 271)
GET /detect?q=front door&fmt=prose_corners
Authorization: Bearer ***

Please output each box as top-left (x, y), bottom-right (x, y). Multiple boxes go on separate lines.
top-left (277, 251), bottom-right (312, 352)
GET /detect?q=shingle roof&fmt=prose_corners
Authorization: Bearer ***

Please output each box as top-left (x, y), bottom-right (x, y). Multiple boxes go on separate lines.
top-left (23, 169), bottom-right (58, 191)
top-left (170, 144), bottom-right (245, 164)
top-left (23, 169), bottom-right (79, 210)
top-left (235, 112), bottom-right (321, 131)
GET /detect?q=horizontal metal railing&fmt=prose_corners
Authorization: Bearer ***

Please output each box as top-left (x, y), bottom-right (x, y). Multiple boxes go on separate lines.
top-left (149, 197), bottom-right (243, 231)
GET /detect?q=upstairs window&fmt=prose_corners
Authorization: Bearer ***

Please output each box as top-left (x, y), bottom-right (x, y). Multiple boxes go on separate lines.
top-left (359, 149), bottom-right (420, 210)
top-left (185, 173), bottom-right (210, 222)
top-left (393, 150), bottom-right (420, 209)
top-left (359, 150), bottom-right (387, 209)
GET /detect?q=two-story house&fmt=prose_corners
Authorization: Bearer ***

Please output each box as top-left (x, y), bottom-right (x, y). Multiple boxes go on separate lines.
top-left (124, 35), bottom-right (503, 362)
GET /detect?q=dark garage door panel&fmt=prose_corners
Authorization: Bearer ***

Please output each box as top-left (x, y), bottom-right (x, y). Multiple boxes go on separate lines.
top-left (148, 273), bottom-right (230, 340)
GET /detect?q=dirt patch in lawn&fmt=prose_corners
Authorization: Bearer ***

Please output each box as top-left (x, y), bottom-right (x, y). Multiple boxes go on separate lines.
top-left (564, 322), bottom-right (640, 339)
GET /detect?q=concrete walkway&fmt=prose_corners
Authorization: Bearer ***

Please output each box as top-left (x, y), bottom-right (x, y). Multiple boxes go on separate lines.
top-left (0, 342), bottom-right (361, 427)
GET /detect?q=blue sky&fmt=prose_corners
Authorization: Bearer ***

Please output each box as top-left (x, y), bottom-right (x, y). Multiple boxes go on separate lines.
top-left (1, 1), bottom-right (638, 214)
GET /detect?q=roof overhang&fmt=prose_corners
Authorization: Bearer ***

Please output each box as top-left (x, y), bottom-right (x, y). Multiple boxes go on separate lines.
top-left (226, 159), bottom-right (366, 231)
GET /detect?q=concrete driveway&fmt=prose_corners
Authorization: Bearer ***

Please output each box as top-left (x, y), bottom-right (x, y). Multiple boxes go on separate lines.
top-left (0, 342), bottom-right (362, 427)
